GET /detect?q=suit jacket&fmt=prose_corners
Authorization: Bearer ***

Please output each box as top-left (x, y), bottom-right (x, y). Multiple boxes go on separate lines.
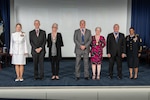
top-left (74, 29), bottom-right (92, 55)
top-left (107, 32), bottom-right (126, 57)
top-left (47, 32), bottom-right (64, 60)
top-left (10, 32), bottom-right (28, 55)
top-left (29, 29), bottom-right (46, 55)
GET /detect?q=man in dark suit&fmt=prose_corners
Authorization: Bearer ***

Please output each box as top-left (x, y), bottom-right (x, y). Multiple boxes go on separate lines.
top-left (29, 20), bottom-right (46, 80)
top-left (107, 24), bottom-right (126, 79)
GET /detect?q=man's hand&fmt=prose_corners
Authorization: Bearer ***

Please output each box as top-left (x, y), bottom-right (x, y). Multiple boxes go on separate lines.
top-left (107, 53), bottom-right (111, 58)
top-left (35, 47), bottom-right (42, 53)
top-left (80, 45), bottom-right (86, 50)
top-left (121, 53), bottom-right (126, 58)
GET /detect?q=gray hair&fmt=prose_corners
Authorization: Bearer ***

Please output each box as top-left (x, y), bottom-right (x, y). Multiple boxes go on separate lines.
top-left (95, 27), bottom-right (102, 32)
top-left (52, 23), bottom-right (58, 28)
top-left (80, 20), bottom-right (86, 24)
top-left (113, 24), bottom-right (119, 28)
top-left (34, 20), bottom-right (40, 24)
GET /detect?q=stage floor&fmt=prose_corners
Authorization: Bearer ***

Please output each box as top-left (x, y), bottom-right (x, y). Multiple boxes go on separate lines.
top-left (0, 60), bottom-right (150, 87)
top-left (0, 86), bottom-right (150, 100)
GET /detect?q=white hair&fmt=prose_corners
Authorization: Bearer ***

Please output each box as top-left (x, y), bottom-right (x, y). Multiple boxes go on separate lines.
top-left (52, 23), bottom-right (58, 28)
top-left (95, 27), bottom-right (102, 32)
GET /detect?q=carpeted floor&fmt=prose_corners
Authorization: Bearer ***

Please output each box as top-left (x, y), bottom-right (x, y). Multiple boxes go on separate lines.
top-left (0, 59), bottom-right (150, 87)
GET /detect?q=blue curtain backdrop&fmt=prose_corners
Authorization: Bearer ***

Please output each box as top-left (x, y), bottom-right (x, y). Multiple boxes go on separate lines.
top-left (0, 0), bottom-right (10, 49)
top-left (131, 0), bottom-right (150, 47)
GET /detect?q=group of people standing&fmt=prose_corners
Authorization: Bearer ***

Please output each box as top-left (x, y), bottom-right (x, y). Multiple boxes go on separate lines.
top-left (9, 19), bottom-right (142, 82)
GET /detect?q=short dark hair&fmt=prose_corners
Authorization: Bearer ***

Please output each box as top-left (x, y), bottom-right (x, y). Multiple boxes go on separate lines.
top-left (129, 27), bottom-right (135, 30)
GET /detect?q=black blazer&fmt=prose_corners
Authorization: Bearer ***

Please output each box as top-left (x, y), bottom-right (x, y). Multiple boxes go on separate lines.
top-left (107, 32), bottom-right (126, 57)
top-left (126, 34), bottom-right (142, 56)
top-left (29, 29), bottom-right (46, 55)
top-left (47, 33), bottom-right (64, 60)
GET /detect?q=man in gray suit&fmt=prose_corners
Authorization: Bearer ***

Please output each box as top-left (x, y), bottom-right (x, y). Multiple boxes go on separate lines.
top-left (74, 20), bottom-right (92, 80)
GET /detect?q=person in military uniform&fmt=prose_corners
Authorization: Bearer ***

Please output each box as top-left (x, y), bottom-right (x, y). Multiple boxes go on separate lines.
top-left (126, 27), bottom-right (142, 79)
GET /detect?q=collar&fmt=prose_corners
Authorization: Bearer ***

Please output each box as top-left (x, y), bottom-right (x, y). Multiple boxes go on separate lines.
top-left (113, 32), bottom-right (119, 35)
top-left (130, 34), bottom-right (135, 37)
top-left (35, 29), bottom-right (40, 31)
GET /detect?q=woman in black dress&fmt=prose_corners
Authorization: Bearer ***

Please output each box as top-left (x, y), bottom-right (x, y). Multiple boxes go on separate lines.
top-left (47, 23), bottom-right (64, 80)
top-left (126, 27), bottom-right (142, 79)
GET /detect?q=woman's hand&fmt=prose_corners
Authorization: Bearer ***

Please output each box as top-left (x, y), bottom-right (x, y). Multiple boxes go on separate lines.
top-left (24, 53), bottom-right (29, 56)
top-left (138, 53), bottom-right (141, 57)
top-left (107, 53), bottom-right (111, 58)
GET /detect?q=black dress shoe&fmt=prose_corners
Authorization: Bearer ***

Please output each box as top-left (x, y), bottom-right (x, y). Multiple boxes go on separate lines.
top-left (34, 77), bottom-right (39, 80)
top-left (117, 76), bottom-right (122, 80)
top-left (76, 77), bottom-right (80, 81)
top-left (35, 78), bottom-right (38, 80)
top-left (108, 76), bottom-right (113, 79)
top-left (39, 77), bottom-right (44, 80)
top-left (84, 77), bottom-right (90, 80)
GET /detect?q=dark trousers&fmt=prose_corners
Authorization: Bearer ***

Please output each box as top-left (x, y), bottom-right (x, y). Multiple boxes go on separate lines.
top-left (32, 52), bottom-right (44, 79)
top-left (51, 56), bottom-right (59, 76)
top-left (109, 55), bottom-right (122, 77)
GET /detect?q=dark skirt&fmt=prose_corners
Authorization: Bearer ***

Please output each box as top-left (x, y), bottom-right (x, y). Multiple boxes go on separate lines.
top-left (127, 54), bottom-right (139, 68)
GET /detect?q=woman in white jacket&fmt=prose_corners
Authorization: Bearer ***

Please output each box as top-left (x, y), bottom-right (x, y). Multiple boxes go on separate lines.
top-left (9, 23), bottom-right (28, 82)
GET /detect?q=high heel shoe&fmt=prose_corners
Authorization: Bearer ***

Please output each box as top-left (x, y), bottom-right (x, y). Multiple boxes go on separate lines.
top-left (55, 76), bottom-right (59, 80)
top-left (20, 78), bottom-right (24, 82)
top-left (15, 78), bottom-right (20, 82)
top-left (134, 76), bottom-right (138, 80)
top-left (92, 75), bottom-right (96, 80)
top-left (51, 76), bottom-right (55, 80)
top-left (97, 75), bottom-right (100, 80)
top-left (129, 76), bottom-right (133, 79)
top-left (134, 75), bottom-right (138, 80)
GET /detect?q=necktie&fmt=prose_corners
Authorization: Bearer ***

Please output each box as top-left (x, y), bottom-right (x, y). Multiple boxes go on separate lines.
top-left (82, 29), bottom-right (84, 33)
top-left (81, 29), bottom-right (84, 44)
top-left (82, 34), bottom-right (84, 44)
top-left (36, 30), bottom-right (39, 37)
top-left (115, 33), bottom-right (119, 43)
top-left (115, 33), bottom-right (118, 36)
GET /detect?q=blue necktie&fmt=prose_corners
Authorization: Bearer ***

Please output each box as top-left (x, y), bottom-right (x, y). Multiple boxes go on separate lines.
top-left (81, 29), bottom-right (84, 44)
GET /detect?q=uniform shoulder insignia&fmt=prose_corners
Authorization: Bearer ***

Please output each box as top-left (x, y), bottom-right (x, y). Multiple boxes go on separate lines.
top-left (140, 38), bottom-right (142, 42)
top-left (135, 34), bottom-right (139, 37)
